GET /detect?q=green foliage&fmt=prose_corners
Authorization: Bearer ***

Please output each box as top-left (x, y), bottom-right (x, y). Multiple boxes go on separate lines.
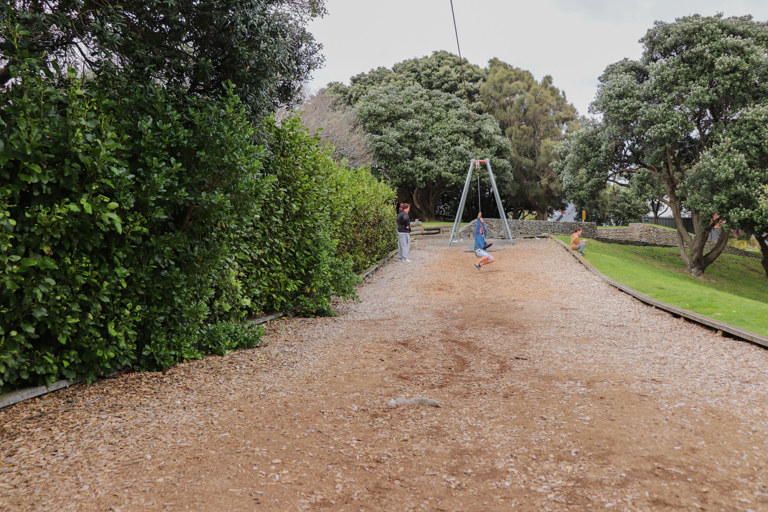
top-left (481, 59), bottom-right (578, 219)
top-left (331, 51), bottom-right (487, 107)
top-left (0, 51), bottom-right (393, 391)
top-left (0, 1), bottom-right (396, 394)
top-left (355, 84), bottom-right (511, 220)
top-left (556, 14), bottom-right (768, 276)
top-left (2, 0), bottom-right (326, 120)
top-left (555, 237), bottom-right (768, 336)
top-left (0, 57), bottom-right (143, 387)
top-left (326, 164), bottom-right (397, 273)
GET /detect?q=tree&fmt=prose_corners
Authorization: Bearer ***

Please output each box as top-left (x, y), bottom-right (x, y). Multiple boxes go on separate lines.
top-left (333, 51), bottom-right (487, 107)
top-left (684, 105), bottom-right (768, 276)
top-left (480, 59), bottom-right (578, 219)
top-left (298, 88), bottom-right (373, 168)
top-left (556, 15), bottom-right (768, 277)
top-left (1, 0), bottom-right (325, 120)
top-left (630, 172), bottom-right (667, 223)
top-left (355, 84), bottom-right (511, 221)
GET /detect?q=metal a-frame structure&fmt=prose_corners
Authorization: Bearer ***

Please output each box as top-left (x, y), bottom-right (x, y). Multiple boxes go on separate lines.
top-left (448, 158), bottom-right (514, 246)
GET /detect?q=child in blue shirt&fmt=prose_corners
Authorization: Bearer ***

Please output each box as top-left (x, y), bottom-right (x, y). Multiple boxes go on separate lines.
top-left (473, 212), bottom-right (495, 270)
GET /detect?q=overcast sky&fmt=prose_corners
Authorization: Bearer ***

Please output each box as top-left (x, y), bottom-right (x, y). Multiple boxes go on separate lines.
top-left (306, 0), bottom-right (768, 117)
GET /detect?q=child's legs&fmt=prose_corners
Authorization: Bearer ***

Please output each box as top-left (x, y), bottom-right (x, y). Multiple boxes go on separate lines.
top-left (480, 254), bottom-right (494, 266)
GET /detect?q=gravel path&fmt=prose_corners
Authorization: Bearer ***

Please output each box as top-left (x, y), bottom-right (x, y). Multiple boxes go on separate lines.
top-left (2, 237), bottom-right (767, 512)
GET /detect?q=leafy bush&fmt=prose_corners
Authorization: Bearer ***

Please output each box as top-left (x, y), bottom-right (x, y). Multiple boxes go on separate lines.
top-left (0, 58), bottom-right (143, 388)
top-left (327, 164), bottom-right (396, 273)
top-left (1, 40), bottom-right (394, 392)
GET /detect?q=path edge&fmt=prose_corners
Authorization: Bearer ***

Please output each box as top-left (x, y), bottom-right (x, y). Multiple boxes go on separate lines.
top-left (360, 248), bottom-right (399, 281)
top-left (549, 234), bottom-right (768, 349)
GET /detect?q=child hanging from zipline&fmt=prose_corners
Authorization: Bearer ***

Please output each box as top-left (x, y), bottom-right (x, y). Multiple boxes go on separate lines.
top-left (473, 212), bottom-right (495, 270)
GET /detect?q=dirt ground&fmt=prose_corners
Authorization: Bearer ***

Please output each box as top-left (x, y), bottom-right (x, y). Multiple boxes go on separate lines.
top-left (2, 237), bottom-right (768, 512)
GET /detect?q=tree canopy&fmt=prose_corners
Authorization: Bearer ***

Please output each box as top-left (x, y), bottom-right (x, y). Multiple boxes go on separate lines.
top-left (481, 58), bottom-right (578, 219)
top-left (556, 14), bottom-right (768, 277)
top-left (1, 0), bottom-right (326, 119)
top-left (355, 84), bottom-right (511, 221)
top-left (330, 50), bottom-right (487, 107)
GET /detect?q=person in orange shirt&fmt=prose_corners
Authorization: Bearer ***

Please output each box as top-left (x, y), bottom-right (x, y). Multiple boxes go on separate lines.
top-left (571, 227), bottom-right (587, 255)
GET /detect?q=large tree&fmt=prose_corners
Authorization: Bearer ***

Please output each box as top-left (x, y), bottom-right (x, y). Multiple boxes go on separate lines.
top-left (481, 58), bottom-right (578, 219)
top-left (355, 84), bottom-right (511, 221)
top-left (556, 14), bottom-right (768, 277)
top-left (332, 50), bottom-right (487, 107)
top-left (684, 105), bottom-right (768, 276)
top-left (1, 0), bottom-right (325, 119)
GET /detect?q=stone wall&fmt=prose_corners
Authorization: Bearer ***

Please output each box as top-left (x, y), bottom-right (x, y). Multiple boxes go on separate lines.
top-left (453, 220), bottom-right (759, 259)
top-left (594, 223), bottom-right (760, 259)
top-left (457, 219), bottom-right (597, 239)
top-left (593, 227), bottom-right (634, 241)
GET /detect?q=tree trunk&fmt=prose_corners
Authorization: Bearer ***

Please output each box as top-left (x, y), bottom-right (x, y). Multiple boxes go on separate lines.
top-left (400, 181), bottom-right (447, 222)
top-left (664, 178), bottom-right (728, 278)
top-left (757, 233), bottom-right (768, 278)
top-left (685, 226), bottom-right (730, 278)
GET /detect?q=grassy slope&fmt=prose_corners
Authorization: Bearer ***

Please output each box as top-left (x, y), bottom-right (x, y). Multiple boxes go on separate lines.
top-left (556, 236), bottom-right (768, 336)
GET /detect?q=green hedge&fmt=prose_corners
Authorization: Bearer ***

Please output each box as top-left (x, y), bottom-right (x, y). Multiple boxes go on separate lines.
top-left (0, 52), bottom-right (395, 391)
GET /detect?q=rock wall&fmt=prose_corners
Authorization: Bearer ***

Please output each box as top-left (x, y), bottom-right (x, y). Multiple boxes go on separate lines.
top-left (457, 219), bottom-right (597, 239)
top-left (594, 224), bottom-right (760, 259)
top-left (454, 220), bottom-right (759, 259)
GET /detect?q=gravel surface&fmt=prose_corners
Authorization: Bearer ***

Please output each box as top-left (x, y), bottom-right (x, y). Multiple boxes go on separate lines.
top-left (1, 237), bottom-right (767, 512)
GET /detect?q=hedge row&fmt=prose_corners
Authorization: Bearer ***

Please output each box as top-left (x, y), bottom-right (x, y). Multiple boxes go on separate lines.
top-left (0, 53), bottom-right (396, 392)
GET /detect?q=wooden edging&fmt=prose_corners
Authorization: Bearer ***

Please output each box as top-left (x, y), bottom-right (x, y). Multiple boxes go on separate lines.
top-left (0, 378), bottom-right (84, 409)
top-left (360, 248), bottom-right (399, 281)
top-left (549, 235), bottom-right (768, 349)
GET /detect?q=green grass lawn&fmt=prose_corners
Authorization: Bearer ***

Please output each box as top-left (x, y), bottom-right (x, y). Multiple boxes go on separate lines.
top-left (555, 236), bottom-right (768, 336)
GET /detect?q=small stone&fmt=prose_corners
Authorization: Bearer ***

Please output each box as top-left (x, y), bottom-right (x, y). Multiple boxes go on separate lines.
top-left (272, 459), bottom-right (282, 464)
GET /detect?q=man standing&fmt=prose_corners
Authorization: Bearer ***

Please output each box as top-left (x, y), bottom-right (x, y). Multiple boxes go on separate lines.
top-left (397, 203), bottom-right (411, 262)
top-left (473, 212), bottom-right (495, 270)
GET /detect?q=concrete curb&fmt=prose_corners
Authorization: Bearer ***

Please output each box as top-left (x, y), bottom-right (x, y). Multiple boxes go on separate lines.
top-left (549, 235), bottom-right (768, 349)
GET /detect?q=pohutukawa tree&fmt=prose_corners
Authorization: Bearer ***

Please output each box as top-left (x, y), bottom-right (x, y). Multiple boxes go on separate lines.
top-left (684, 105), bottom-right (768, 277)
top-left (481, 58), bottom-right (578, 220)
top-left (355, 84), bottom-right (511, 221)
top-left (325, 52), bottom-right (512, 221)
top-left (556, 14), bottom-right (768, 278)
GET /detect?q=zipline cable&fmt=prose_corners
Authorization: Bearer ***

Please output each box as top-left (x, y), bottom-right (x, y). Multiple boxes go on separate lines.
top-left (449, 0), bottom-right (477, 158)
top-left (476, 162), bottom-right (482, 211)
top-left (449, 0), bottom-right (482, 213)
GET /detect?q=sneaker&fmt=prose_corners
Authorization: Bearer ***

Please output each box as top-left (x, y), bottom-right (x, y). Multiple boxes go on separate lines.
top-left (474, 263), bottom-right (481, 270)
top-left (405, 259), bottom-right (412, 262)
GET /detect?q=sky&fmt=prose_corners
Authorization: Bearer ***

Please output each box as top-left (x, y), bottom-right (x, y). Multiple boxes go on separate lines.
top-left (306, 0), bottom-right (768, 117)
